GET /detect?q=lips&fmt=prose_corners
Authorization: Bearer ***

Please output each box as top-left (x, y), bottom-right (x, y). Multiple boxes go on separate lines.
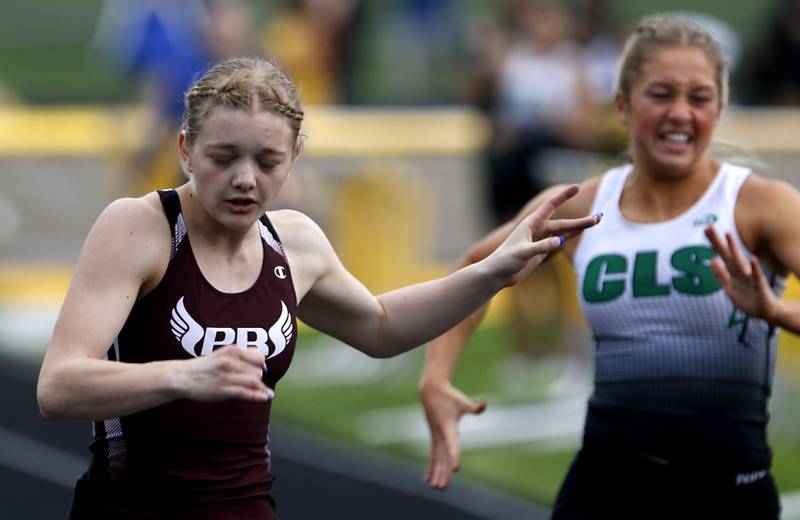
top-left (225, 198), bottom-right (257, 213)
top-left (658, 131), bottom-right (693, 153)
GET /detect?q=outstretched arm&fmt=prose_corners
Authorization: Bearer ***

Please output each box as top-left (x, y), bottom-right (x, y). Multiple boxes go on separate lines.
top-left (418, 179), bottom-right (599, 490)
top-left (291, 184), bottom-right (599, 358)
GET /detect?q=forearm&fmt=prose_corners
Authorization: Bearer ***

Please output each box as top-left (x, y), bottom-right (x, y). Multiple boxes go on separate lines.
top-left (38, 357), bottom-right (183, 421)
top-left (367, 262), bottom-right (503, 357)
top-left (419, 304), bottom-right (488, 386)
top-left (773, 299), bottom-right (800, 335)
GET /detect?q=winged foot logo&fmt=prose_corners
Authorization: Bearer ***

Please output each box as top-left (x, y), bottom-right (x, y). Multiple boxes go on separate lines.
top-left (170, 297), bottom-right (293, 358)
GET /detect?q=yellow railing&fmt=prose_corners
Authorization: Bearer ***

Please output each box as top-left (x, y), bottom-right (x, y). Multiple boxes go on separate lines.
top-left (1, 104), bottom-right (800, 365)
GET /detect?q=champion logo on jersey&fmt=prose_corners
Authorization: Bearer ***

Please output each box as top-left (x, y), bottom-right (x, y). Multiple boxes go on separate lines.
top-left (693, 213), bottom-right (717, 226)
top-left (169, 296), bottom-right (293, 359)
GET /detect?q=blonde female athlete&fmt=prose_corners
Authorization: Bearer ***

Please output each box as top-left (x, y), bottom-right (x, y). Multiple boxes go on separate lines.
top-left (419, 15), bottom-right (800, 519)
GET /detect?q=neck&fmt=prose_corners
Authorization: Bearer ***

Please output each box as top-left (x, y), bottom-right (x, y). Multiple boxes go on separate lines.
top-left (622, 157), bottom-right (721, 222)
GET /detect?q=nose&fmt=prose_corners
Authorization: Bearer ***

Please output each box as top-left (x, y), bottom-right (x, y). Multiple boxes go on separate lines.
top-left (666, 96), bottom-right (692, 122)
top-left (231, 159), bottom-right (257, 191)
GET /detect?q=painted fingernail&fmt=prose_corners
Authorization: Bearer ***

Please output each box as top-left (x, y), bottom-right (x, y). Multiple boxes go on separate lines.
top-left (558, 236), bottom-right (565, 247)
top-left (594, 212), bottom-right (603, 221)
top-left (263, 362), bottom-right (269, 374)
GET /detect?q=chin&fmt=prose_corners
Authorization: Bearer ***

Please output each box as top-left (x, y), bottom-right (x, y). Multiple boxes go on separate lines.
top-left (220, 213), bottom-right (259, 232)
top-left (646, 152), bottom-right (700, 177)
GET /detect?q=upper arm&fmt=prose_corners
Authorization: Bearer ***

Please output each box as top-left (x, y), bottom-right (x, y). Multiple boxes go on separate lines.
top-left (270, 210), bottom-right (383, 347)
top-left (737, 175), bottom-right (800, 277)
top-left (43, 197), bottom-right (169, 366)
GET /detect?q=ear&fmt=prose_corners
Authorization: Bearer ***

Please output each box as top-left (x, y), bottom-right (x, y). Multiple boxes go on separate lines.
top-left (178, 131), bottom-right (192, 173)
top-left (614, 92), bottom-right (629, 125)
top-left (717, 99), bottom-right (726, 121)
top-left (292, 138), bottom-right (304, 161)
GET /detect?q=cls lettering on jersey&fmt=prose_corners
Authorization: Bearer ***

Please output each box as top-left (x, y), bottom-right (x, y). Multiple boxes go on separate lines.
top-left (583, 246), bottom-right (720, 302)
top-left (170, 296), bottom-right (293, 359)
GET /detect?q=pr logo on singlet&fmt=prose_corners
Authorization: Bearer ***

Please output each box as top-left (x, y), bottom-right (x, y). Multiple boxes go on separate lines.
top-left (169, 297), bottom-right (293, 358)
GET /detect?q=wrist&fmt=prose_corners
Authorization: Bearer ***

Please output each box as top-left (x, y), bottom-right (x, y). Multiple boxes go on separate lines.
top-left (768, 299), bottom-right (787, 328)
top-left (160, 360), bottom-right (188, 400)
top-left (471, 258), bottom-right (508, 295)
top-left (419, 370), bottom-right (451, 394)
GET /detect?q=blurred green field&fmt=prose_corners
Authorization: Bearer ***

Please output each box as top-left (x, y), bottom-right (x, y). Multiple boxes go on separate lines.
top-left (273, 322), bottom-right (800, 507)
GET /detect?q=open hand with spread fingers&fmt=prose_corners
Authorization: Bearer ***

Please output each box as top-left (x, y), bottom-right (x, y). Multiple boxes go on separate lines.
top-left (704, 226), bottom-right (780, 323)
top-left (486, 184), bottom-right (602, 287)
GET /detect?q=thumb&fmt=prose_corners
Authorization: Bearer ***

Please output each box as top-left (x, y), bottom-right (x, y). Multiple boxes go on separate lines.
top-left (466, 398), bottom-right (487, 415)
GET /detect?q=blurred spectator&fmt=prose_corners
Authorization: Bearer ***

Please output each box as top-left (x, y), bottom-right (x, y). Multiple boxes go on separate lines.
top-left (463, 0), bottom-right (602, 397)
top-left (575, 0), bottom-right (621, 107)
top-left (574, 0), bottom-right (627, 154)
top-left (258, 0), bottom-right (364, 222)
top-left (204, 0), bottom-right (256, 62)
top-left (488, 0), bottom-right (597, 222)
top-left (747, 0), bottom-right (800, 105)
top-left (461, 4), bottom-right (511, 113)
top-left (260, 0), bottom-right (363, 105)
top-left (343, 0), bottom-right (465, 105)
top-left (92, 0), bottom-right (254, 194)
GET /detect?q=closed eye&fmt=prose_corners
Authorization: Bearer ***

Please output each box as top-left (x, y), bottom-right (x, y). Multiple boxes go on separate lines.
top-left (259, 162), bottom-right (279, 172)
top-left (647, 91), bottom-right (671, 101)
top-left (690, 91), bottom-right (714, 105)
top-left (209, 155), bottom-right (234, 166)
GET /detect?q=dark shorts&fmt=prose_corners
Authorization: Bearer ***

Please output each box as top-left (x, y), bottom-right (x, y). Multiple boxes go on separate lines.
top-left (552, 443), bottom-right (780, 520)
top-left (68, 476), bottom-right (276, 520)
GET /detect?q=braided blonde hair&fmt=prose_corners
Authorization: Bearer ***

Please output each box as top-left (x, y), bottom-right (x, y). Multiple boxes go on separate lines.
top-left (183, 57), bottom-right (304, 149)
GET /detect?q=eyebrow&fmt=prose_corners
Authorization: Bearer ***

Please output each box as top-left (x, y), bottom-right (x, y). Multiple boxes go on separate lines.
top-left (204, 143), bottom-right (287, 156)
top-left (646, 82), bottom-right (715, 91)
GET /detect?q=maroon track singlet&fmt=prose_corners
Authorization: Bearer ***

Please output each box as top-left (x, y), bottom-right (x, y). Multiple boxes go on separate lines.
top-left (69, 190), bottom-right (297, 519)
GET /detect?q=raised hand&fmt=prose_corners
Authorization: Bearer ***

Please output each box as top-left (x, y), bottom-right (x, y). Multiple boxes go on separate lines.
top-left (180, 345), bottom-right (274, 402)
top-left (704, 226), bottom-right (780, 322)
top-left (486, 185), bottom-right (601, 286)
top-left (420, 381), bottom-right (486, 490)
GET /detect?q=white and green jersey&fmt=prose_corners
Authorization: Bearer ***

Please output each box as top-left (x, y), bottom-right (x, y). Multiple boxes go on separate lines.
top-left (573, 162), bottom-right (786, 469)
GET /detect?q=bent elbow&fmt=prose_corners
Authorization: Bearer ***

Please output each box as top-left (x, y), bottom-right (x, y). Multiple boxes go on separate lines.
top-left (365, 348), bottom-right (393, 359)
top-left (354, 339), bottom-right (394, 359)
top-left (36, 380), bottom-right (64, 420)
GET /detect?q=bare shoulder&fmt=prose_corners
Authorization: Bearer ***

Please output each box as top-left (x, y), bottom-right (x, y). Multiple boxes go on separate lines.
top-left (739, 173), bottom-right (799, 204)
top-left (737, 173), bottom-right (800, 224)
top-left (101, 193), bottom-right (166, 227)
top-left (736, 172), bottom-right (800, 255)
top-left (80, 193), bottom-right (171, 288)
top-left (94, 194), bottom-right (169, 253)
top-left (267, 208), bottom-right (329, 250)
